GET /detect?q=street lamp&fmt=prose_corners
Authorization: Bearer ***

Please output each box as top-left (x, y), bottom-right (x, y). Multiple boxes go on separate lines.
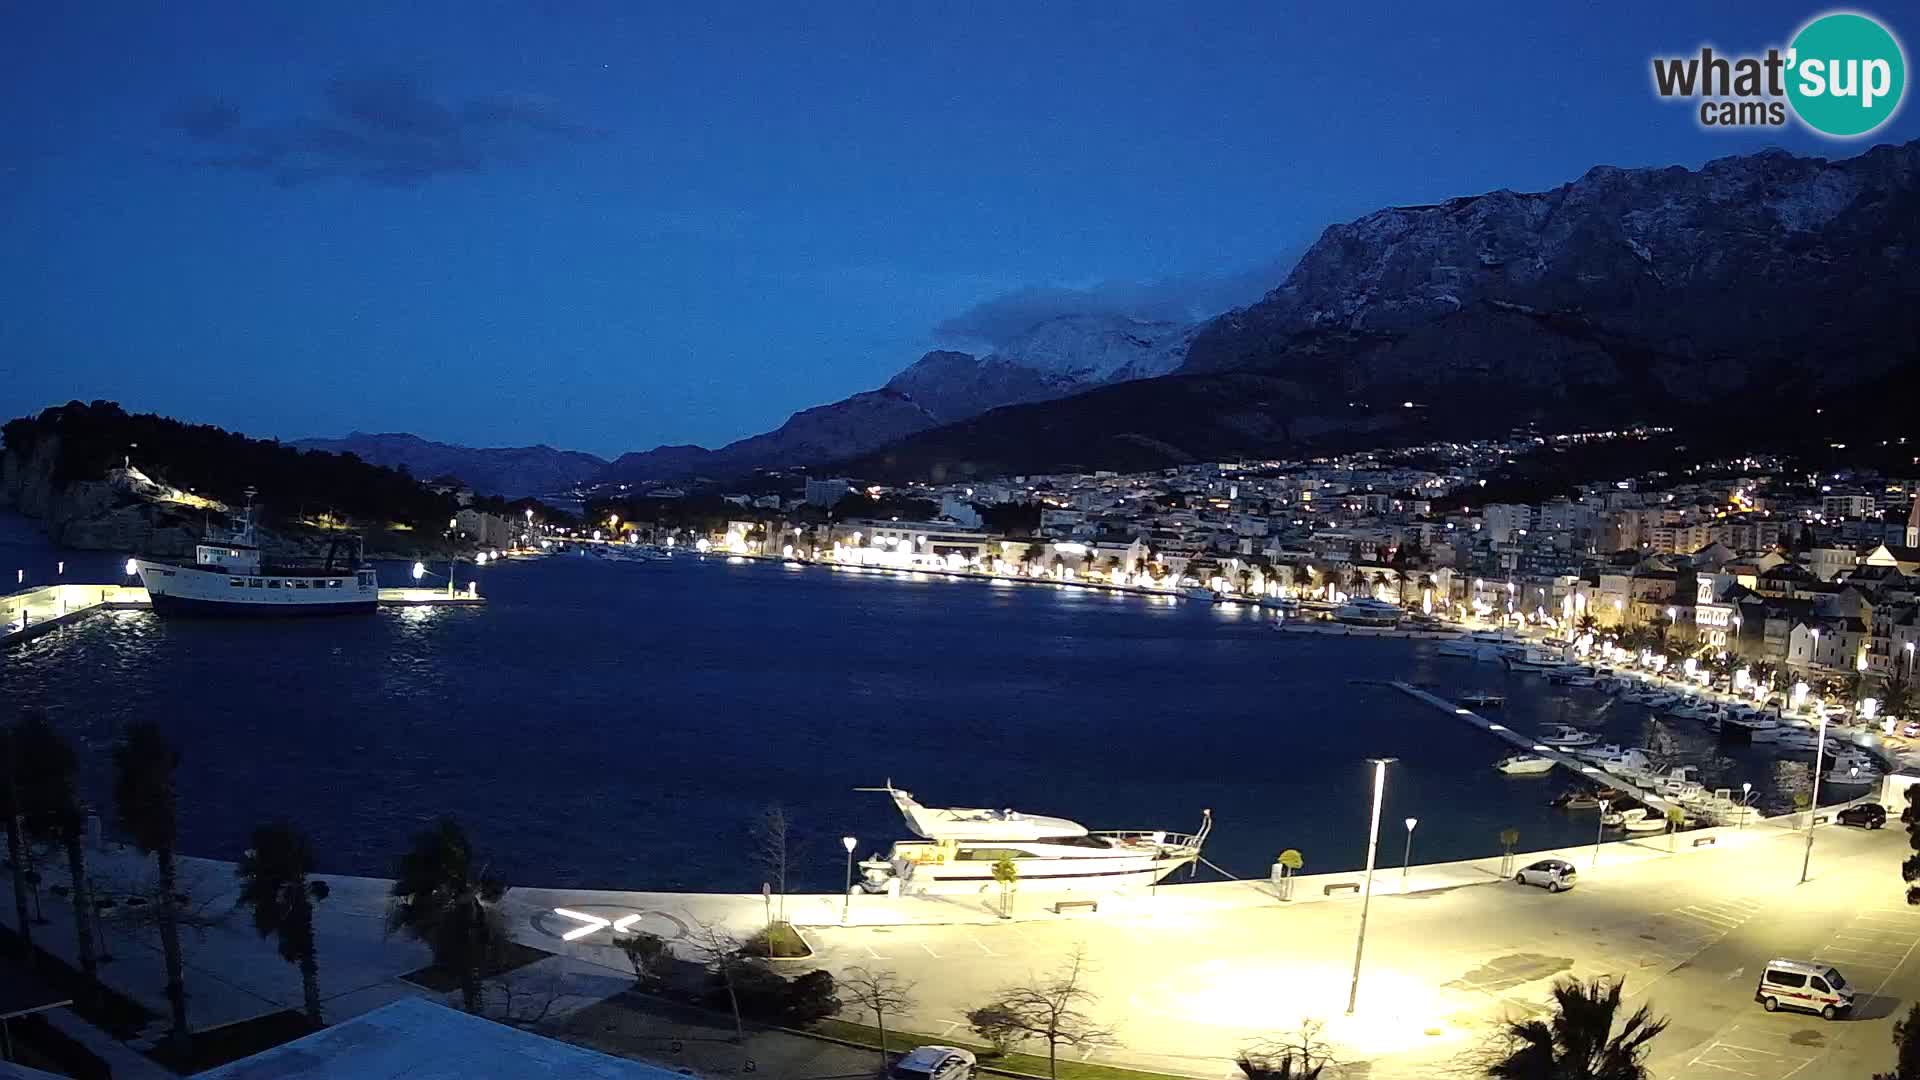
top-left (1740, 782), bottom-right (1753, 828)
top-left (411, 561), bottom-right (425, 582)
top-left (1802, 709), bottom-right (1830, 884)
top-left (1401, 817), bottom-right (1418, 891)
top-left (841, 836), bottom-right (858, 924)
top-left (1346, 757), bottom-right (1395, 1016)
top-left (1593, 798), bottom-right (1612, 868)
top-left (124, 558), bottom-right (138, 584)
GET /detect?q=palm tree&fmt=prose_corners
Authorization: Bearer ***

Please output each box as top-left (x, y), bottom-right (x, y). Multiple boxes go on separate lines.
top-left (386, 818), bottom-right (505, 1013)
top-left (1576, 613), bottom-right (1600, 637)
top-left (1, 728), bottom-right (35, 963)
top-left (112, 721), bottom-right (190, 1049)
top-left (11, 712), bottom-right (97, 996)
top-left (236, 822), bottom-right (331, 1024)
top-left (1487, 976), bottom-right (1667, 1079)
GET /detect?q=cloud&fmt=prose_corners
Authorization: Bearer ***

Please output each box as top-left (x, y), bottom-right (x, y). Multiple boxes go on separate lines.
top-left (170, 75), bottom-right (605, 189)
top-left (932, 255), bottom-right (1302, 349)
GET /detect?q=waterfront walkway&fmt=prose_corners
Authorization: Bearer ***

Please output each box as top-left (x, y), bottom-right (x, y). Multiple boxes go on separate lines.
top-left (1, 583), bottom-right (483, 647)
top-left (2, 806), bottom-right (1897, 1079)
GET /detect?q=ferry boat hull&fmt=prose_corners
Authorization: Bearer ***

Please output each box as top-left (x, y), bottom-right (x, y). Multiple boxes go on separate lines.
top-left (137, 562), bottom-right (378, 616)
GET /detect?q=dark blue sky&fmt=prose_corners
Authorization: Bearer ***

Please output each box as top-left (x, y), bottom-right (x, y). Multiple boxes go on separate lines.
top-left (5, 3), bottom-right (1916, 457)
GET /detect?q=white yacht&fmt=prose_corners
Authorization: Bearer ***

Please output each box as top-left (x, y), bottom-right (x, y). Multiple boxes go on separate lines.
top-left (1495, 754), bottom-right (1557, 775)
top-left (1574, 744), bottom-right (1654, 773)
top-left (134, 493), bottom-right (376, 616)
top-left (853, 785), bottom-right (1211, 897)
top-left (1719, 712), bottom-right (1781, 743)
top-left (1537, 725), bottom-right (1601, 749)
top-left (1332, 598), bottom-right (1402, 627)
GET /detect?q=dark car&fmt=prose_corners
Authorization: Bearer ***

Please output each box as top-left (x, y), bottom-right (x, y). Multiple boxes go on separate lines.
top-left (1837, 803), bottom-right (1887, 829)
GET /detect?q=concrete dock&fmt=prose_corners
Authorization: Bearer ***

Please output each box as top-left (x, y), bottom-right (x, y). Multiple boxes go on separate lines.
top-left (1391, 680), bottom-right (1699, 820)
top-left (2, 581), bottom-right (484, 647)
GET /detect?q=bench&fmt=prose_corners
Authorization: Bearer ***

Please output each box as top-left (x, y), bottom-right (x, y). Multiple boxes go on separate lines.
top-left (1052, 899), bottom-right (1098, 915)
top-left (1692, 836), bottom-right (1717, 848)
top-left (1324, 882), bottom-right (1362, 896)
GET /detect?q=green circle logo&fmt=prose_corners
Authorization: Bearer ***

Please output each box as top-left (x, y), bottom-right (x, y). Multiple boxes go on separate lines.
top-left (1787, 12), bottom-right (1906, 137)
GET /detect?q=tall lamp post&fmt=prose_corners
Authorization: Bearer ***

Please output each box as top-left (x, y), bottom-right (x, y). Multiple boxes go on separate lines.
top-left (1802, 710), bottom-right (1830, 884)
top-left (1346, 757), bottom-right (1395, 1016)
top-left (1906, 641), bottom-right (1915, 679)
top-left (1740, 782), bottom-right (1752, 828)
top-left (1593, 798), bottom-right (1612, 868)
top-left (1401, 817), bottom-right (1419, 891)
top-left (841, 836), bottom-right (858, 925)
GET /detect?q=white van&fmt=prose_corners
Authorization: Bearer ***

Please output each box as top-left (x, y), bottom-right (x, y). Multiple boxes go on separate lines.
top-left (1755, 959), bottom-right (1854, 1020)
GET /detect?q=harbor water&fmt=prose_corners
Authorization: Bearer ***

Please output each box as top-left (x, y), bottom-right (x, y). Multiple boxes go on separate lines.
top-left (1, 516), bottom-right (1821, 893)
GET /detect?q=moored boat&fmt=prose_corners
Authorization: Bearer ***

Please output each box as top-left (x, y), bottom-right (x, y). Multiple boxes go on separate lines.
top-left (853, 784), bottom-right (1211, 897)
top-left (133, 491), bottom-right (377, 617)
top-left (1496, 754), bottom-right (1557, 775)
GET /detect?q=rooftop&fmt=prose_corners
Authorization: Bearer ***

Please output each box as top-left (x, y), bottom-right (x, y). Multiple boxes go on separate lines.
top-left (196, 998), bottom-right (684, 1080)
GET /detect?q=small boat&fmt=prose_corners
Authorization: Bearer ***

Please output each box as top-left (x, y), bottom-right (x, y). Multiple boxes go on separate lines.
top-left (1622, 810), bottom-right (1671, 832)
top-left (1824, 754), bottom-right (1883, 786)
top-left (1437, 639), bottom-right (1480, 658)
top-left (1496, 754), bottom-right (1557, 775)
top-left (1720, 713), bottom-right (1781, 743)
top-left (1180, 586), bottom-right (1217, 602)
top-left (1538, 725), bottom-right (1601, 749)
top-left (1574, 745), bottom-right (1654, 773)
top-left (1459, 692), bottom-right (1505, 709)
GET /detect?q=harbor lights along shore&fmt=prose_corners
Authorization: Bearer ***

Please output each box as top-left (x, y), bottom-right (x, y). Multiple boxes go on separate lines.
top-left (1346, 756), bottom-right (1395, 1016)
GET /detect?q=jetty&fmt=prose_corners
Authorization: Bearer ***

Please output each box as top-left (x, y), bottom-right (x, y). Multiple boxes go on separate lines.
top-left (3, 582), bottom-right (483, 647)
top-left (1389, 680), bottom-right (1690, 819)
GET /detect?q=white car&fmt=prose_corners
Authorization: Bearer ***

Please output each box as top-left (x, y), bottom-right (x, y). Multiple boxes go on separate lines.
top-left (890, 1045), bottom-right (976, 1079)
top-left (1513, 858), bottom-right (1578, 892)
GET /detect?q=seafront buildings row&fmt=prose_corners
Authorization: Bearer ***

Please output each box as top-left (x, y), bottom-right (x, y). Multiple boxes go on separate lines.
top-left (555, 429), bottom-right (1920, 686)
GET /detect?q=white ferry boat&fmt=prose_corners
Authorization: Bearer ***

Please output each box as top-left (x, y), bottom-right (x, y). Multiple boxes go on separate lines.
top-left (134, 494), bottom-right (377, 617)
top-left (854, 784), bottom-right (1211, 898)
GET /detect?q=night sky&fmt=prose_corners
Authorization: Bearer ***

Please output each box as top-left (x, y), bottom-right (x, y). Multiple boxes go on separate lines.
top-left (5, 3), bottom-right (1916, 457)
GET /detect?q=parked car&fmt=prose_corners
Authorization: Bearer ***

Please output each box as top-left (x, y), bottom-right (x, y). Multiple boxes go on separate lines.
top-left (890, 1046), bottom-right (976, 1080)
top-left (1837, 803), bottom-right (1887, 829)
top-left (1903, 721), bottom-right (1920, 738)
top-left (1756, 958), bottom-right (1853, 1020)
top-left (1513, 858), bottom-right (1578, 892)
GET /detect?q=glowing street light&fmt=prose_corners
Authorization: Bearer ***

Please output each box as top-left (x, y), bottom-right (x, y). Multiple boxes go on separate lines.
top-left (124, 558), bottom-right (138, 584)
top-left (411, 561), bottom-right (425, 582)
top-left (1346, 756), bottom-right (1395, 1016)
top-left (1401, 817), bottom-right (1418, 891)
top-left (841, 836), bottom-right (858, 925)
top-left (1740, 782), bottom-right (1753, 828)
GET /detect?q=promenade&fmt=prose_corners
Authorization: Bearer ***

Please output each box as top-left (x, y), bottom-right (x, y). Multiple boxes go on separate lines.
top-left (3, 807), bottom-right (1911, 1079)
top-left (1, 583), bottom-right (483, 647)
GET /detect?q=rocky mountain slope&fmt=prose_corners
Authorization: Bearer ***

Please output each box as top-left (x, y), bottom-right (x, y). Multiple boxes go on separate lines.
top-left (291, 432), bottom-right (606, 498)
top-left (598, 314), bottom-right (1194, 485)
top-left (843, 140), bottom-right (1920, 481)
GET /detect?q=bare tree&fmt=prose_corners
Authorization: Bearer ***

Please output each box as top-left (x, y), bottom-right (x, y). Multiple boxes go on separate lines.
top-left (752, 805), bottom-right (791, 924)
top-left (842, 965), bottom-right (918, 1070)
top-left (1237, 1019), bottom-right (1342, 1078)
top-left (616, 930), bottom-right (673, 987)
top-left (682, 914), bottom-right (748, 1045)
top-left (970, 945), bottom-right (1114, 1079)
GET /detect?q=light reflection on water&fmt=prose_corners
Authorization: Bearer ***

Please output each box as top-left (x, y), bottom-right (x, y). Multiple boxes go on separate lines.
top-left (1, 551), bottom-right (1820, 892)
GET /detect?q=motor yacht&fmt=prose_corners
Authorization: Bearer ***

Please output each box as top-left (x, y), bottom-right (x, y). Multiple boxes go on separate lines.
top-left (1495, 754), bottom-right (1557, 775)
top-left (1573, 744), bottom-right (1654, 773)
top-left (1332, 598), bottom-right (1402, 627)
top-left (1719, 712), bottom-right (1781, 743)
top-left (853, 784), bottom-right (1211, 897)
top-left (1824, 754), bottom-right (1882, 787)
top-left (1537, 725), bottom-right (1601, 749)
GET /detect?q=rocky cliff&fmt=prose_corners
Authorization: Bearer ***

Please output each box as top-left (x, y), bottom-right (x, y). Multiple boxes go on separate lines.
top-left (598, 314), bottom-right (1197, 486)
top-left (841, 140), bottom-right (1920, 480)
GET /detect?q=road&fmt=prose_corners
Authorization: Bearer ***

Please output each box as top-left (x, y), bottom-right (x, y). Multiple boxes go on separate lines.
top-left (774, 824), bottom-right (1916, 1078)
